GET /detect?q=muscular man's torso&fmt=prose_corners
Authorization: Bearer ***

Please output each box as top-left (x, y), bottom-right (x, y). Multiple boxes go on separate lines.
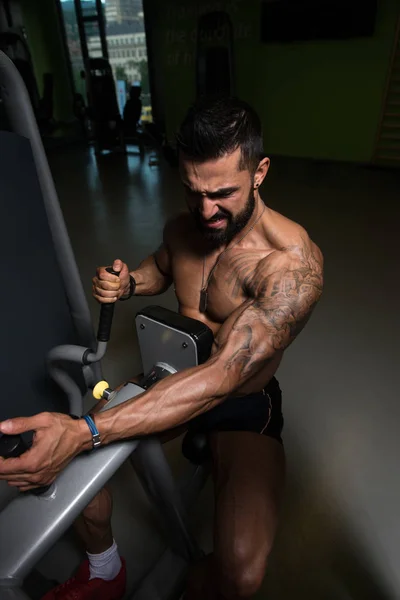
top-left (163, 205), bottom-right (321, 396)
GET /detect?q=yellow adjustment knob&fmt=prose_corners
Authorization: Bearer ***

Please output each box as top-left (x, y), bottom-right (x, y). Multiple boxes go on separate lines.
top-left (93, 380), bottom-right (110, 400)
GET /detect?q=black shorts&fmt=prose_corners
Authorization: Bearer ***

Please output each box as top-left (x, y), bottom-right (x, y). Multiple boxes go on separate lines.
top-left (182, 377), bottom-right (284, 463)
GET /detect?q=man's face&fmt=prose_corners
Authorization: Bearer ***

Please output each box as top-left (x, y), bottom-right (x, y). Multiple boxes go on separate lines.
top-left (180, 148), bottom-right (256, 247)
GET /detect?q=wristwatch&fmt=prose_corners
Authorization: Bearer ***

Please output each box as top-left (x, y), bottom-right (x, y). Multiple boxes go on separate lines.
top-left (119, 274), bottom-right (136, 301)
top-left (70, 413), bottom-right (101, 449)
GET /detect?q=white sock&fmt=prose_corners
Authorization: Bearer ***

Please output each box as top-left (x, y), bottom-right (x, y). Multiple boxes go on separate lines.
top-left (87, 540), bottom-right (122, 581)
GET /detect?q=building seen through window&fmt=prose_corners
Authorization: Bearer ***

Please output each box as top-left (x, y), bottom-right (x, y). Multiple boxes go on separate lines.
top-left (60, 0), bottom-right (151, 122)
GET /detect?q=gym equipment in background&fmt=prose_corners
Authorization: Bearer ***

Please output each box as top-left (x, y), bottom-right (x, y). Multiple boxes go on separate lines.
top-left (0, 30), bottom-right (40, 116)
top-left (72, 0), bottom-right (126, 156)
top-left (196, 11), bottom-right (235, 97)
top-left (0, 31), bottom-right (55, 135)
top-left (123, 84), bottom-right (146, 159)
top-left (0, 50), bottom-right (211, 600)
top-left (85, 57), bottom-right (126, 155)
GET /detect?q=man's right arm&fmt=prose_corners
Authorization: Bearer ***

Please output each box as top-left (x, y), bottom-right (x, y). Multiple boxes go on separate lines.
top-left (127, 241), bottom-right (172, 297)
top-left (93, 222), bottom-right (173, 303)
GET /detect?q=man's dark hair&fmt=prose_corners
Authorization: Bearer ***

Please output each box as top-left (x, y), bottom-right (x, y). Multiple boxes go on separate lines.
top-left (176, 96), bottom-right (264, 173)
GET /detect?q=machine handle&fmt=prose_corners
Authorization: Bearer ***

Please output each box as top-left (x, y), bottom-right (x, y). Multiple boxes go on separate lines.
top-left (0, 433), bottom-right (28, 458)
top-left (97, 267), bottom-right (120, 342)
top-left (0, 433), bottom-right (51, 495)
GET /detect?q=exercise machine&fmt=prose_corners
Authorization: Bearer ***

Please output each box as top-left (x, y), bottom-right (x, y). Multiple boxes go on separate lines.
top-left (0, 302), bottom-right (212, 600)
top-left (0, 50), bottom-right (210, 599)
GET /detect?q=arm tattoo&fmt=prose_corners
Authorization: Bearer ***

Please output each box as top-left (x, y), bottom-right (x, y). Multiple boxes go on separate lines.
top-left (225, 254), bottom-right (257, 298)
top-left (217, 239), bottom-right (323, 383)
top-left (224, 323), bottom-right (274, 377)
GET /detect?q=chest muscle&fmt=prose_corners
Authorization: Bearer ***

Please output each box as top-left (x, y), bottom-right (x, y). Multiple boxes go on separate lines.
top-left (171, 250), bottom-right (261, 325)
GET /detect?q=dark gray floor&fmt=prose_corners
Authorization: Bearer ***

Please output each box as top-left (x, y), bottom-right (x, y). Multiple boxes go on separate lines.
top-left (38, 145), bottom-right (400, 599)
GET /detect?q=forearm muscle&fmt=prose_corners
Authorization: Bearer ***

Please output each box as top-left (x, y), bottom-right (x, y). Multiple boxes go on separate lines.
top-left (131, 254), bottom-right (171, 296)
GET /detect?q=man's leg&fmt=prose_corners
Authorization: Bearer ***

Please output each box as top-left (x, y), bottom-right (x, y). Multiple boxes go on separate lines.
top-left (72, 425), bottom-right (187, 555)
top-left (72, 374), bottom-right (146, 550)
top-left (185, 431), bottom-right (285, 600)
top-left (41, 370), bottom-right (189, 599)
top-left (40, 379), bottom-right (144, 598)
top-left (69, 373), bottom-right (187, 569)
top-left (74, 485), bottom-right (114, 554)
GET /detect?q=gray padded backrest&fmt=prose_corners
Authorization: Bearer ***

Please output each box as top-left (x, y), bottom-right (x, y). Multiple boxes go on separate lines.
top-left (0, 131), bottom-right (83, 421)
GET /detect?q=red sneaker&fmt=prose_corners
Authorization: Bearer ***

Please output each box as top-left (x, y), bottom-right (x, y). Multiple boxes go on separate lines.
top-left (40, 557), bottom-right (126, 600)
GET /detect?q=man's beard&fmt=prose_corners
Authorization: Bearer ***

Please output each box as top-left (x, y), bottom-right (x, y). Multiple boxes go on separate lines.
top-left (191, 189), bottom-right (256, 248)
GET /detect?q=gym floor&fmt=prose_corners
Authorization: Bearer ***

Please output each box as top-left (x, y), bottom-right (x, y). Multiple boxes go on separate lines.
top-left (36, 144), bottom-right (400, 599)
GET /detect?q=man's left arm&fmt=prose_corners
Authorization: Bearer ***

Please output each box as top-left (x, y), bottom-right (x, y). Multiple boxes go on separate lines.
top-left (94, 243), bottom-right (324, 445)
top-left (0, 244), bottom-right (323, 488)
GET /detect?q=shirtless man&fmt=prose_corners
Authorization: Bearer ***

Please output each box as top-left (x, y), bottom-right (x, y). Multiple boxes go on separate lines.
top-left (0, 96), bottom-right (323, 600)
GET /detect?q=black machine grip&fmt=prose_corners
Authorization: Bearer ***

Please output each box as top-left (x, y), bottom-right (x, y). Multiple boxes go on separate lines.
top-left (0, 433), bottom-right (51, 495)
top-left (97, 267), bottom-right (120, 342)
top-left (0, 433), bottom-right (28, 458)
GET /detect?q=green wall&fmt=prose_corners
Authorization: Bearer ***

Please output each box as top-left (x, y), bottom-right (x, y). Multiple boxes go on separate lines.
top-left (147, 0), bottom-right (399, 163)
top-left (20, 0), bottom-right (74, 124)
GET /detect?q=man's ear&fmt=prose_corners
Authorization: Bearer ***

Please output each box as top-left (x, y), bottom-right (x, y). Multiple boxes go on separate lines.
top-left (253, 157), bottom-right (270, 189)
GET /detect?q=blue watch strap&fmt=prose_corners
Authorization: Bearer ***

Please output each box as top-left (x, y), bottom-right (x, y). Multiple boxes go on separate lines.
top-left (83, 414), bottom-right (101, 449)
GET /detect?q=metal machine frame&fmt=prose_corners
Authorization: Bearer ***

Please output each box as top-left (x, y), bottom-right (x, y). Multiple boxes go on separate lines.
top-left (0, 51), bottom-right (209, 600)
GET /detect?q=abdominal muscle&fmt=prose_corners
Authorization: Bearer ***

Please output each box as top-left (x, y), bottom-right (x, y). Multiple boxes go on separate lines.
top-left (179, 304), bottom-right (283, 397)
